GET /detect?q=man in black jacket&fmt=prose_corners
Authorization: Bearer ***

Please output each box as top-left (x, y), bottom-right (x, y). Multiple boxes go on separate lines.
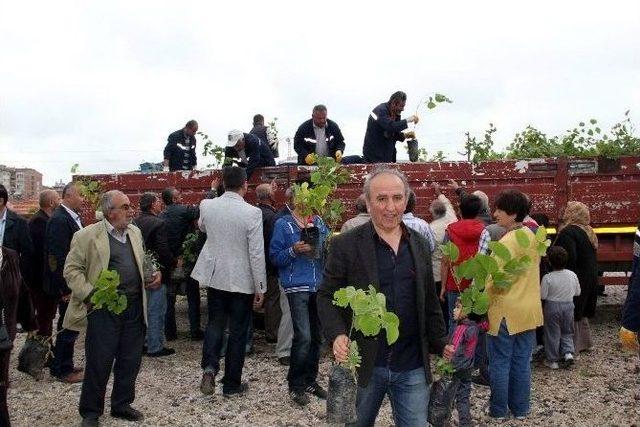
top-left (256, 183), bottom-right (281, 342)
top-left (362, 91), bottom-right (419, 163)
top-left (227, 130), bottom-right (276, 179)
top-left (317, 167), bottom-right (450, 426)
top-left (294, 105), bottom-right (345, 165)
top-left (0, 184), bottom-right (34, 290)
top-left (28, 189), bottom-right (60, 338)
top-left (163, 120), bottom-right (198, 171)
top-left (160, 186), bottom-right (201, 340)
top-left (134, 193), bottom-right (177, 357)
top-left (44, 182), bottom-right (85, 383)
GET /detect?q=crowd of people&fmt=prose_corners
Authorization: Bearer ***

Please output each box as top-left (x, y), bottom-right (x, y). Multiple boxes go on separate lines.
top-left (0, 155), bottom-right (637, 426)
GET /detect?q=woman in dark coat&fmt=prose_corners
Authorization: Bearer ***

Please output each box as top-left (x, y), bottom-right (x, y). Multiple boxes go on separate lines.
top-left (1, 246), bottom-right (36, 426)
top-left (554, 201), bottom-right (598, 353)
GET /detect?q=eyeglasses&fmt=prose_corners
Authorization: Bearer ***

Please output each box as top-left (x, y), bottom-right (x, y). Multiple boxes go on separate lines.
top-left (115, 204), bottom-right (131, 211)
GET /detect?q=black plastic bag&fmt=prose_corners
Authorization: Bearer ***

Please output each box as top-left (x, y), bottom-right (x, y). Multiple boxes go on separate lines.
top-left (428, 375), bottom-right (461, 427)
top-left (327, 365), bottom-right (357, 424)
top-left (407, 139), bottom-right (419, 162)
top-left (17, 336), bottom-right (49, 381)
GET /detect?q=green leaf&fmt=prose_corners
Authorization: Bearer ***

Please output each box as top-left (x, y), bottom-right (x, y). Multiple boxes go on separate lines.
top-left (488, 241), bottom-right (511, 262)
top-left (515, 229), bottom-right (530, 248)
top-left (472, 292), bottom-right (490, 315)
top-left (382, 312), bottom-right (400, 344)
top-left (356, 314), bottom-right (381, 337)
top-left (535, 226), bottom-right (547, 243)
top-left (427, 99), bottom-right (437, 109)
top-left (351, 292), bottom-right (370, 315)
top-left (457, 258), bottom-right (477, 279)
top-left (333, 288), bottom-right (350, 307)
top-left (441, 242), bottom-right (459, 262)
top-left (475, 254), bottom-right (499, 274)
top-left (492, 271), bottom-right (511, 289)
top-left (590, 118), bottom-right (597, 124)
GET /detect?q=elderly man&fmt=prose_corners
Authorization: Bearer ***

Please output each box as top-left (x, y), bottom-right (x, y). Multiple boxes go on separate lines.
top-left (44, 183), bottom-right (85, 383)
top-left (134, 192), bottom-right (177, 357)
top-left (294, 105), bottom-right (345, 165)
top-left (64, 190), bottom-right (159, 427)
top-left (192, 166), bottom-right (266, 397)
top-left (226, 129), bottom-right (276, 179)
top-left (28, 189), bottom-right (60, 338)
top-left (163, 120), bottom-right (198, 171)
top-left (340, 194), bottom-right (370, 233)
top-left (317, 167), bottom-right (450, 426)
top-left (256, 183), bottom-right (282, 343)
top-left (362, 91), bottom-right (419, 163)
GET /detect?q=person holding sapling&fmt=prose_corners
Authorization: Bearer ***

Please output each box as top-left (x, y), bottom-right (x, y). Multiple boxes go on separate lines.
top-left (485, 189), bottom-right (543, 421)
top-left (269, 186), bottom-right (329, 406)
top-left (317, 167), bottom-right (450, 426)
top-left (441, 300), bottom-right (488, 427)
top-left (63, 190), bottom-right (160, 427)
top-left (540, 246), bottom-right (581, 369)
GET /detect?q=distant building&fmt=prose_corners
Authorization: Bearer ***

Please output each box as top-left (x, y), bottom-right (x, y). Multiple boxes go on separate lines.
top-left (0, 165), bottom-right (43, 199)
top-left (139, 162), bottom-right (163, 173)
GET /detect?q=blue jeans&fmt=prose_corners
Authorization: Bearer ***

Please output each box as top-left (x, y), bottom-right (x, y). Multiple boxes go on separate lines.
top-left (50, 301), bottom-right (79, 378)
top-left (486, 319), bottom-right (535, 418)
top-left (286, 292), bottom-right (321, 391)
top-left (447, 291), bottom-right (460, 334)
top-left (145, 284), bottom-right (167, 353)
top-left (352, 367), bottom-right (429, 427)
top-left (201, 288), bottom-right (253, 394)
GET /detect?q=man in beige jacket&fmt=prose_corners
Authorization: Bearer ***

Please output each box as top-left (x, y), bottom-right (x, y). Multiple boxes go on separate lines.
top-left (63, 190), bottom-right (160, 427)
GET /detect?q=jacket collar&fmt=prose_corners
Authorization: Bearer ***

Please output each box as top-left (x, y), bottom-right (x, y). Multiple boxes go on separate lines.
top-left (222, 191), bottom-right (244, 201)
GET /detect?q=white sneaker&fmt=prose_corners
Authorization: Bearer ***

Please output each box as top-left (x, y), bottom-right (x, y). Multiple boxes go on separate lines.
top-left (563, 353), bottom-right (575, 367)
top-left (544, 360), bottom-right (559, 370)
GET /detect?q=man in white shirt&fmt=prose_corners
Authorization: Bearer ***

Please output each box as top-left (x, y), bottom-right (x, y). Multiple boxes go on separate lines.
top-left (191, 166), bottom-right (266, 397)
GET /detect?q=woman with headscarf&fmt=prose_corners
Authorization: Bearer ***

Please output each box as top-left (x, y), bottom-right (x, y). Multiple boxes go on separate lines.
top-left (554, 201), bottom-right (598, 353)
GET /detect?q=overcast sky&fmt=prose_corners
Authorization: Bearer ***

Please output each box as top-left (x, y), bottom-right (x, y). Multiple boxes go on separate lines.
top-left (1, 1), bottom-right (639, 185)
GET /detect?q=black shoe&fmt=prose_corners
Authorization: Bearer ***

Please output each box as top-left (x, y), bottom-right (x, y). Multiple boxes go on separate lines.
top-left (290, 389), bottom-right (310, 406)
top-left (190, 330), bottom-right (204, 341)
top-left (278, 356), bottom-right (290, 366)
top-left (471, 374), bottom-right (490, 387)
top-left (165, 332), bottom-right (177, 342)
top-left (223, 382), bottom-right (249, 398)
top-left (305, 382), bottom-right (328, 399)
top-left (80, 417), bottom-right (99, 427)
top-left (200, 371), bottom-right (215, 395)
top-left (110, 406), bottom-right (143, 421)
top-left (146, 347), bottom-right (176, 357)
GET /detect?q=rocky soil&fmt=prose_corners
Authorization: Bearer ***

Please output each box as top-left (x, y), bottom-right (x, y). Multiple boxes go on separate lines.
top-left (7, 286), bottom-right (640, 427)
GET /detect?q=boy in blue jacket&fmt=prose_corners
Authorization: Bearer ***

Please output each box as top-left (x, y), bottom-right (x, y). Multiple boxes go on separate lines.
top-left (270, 201), bottom-right (329, 406)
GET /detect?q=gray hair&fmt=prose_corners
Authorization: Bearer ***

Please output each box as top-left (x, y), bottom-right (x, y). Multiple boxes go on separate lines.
top-left (363, 166), bottom-right (411, 201)
top-left (255, 183), bottom-right (272, 201)
top-left (284, 186), bottom-right (295, 204)
top-left (312, 104), bottom-right (327, 113)
top-left (100, 190), bottom-right (124, 215)
top-left (355, 194), bottom-right (368, 213)
top-left (38, 189), bottom-right (58, 209)
top-left (430, 199), bottom-right (447, 219)
top-left (472, 190), bottom-right (489, 210)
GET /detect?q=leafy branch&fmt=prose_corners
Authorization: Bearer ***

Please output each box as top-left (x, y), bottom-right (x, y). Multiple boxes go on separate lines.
top-left (197, 131), bottom-right (226, 168)
top-left (333, 285), bottom-right (400, 376)
top-left (90, 269), bottom-right (128, 314)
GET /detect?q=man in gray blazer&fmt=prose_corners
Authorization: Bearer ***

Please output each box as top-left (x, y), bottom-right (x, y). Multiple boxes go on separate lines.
top-left (191, 166), bottom-right (266, 397)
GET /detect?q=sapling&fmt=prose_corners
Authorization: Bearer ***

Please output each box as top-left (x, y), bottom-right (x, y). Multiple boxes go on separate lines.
top-left (326, 285), bottom-right (399, 424)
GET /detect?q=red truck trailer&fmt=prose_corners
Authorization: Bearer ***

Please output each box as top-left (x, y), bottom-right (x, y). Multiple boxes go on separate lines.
top-left (77, 155), bottom-right (640, 285)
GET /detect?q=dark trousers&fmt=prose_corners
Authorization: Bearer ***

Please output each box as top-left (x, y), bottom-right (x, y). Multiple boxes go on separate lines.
top-left (201, 288), bottom-right (252, 394)
top-left (0, 351), bottom-right (10, 427)
top-left (165, 278), bottom-right (201, 338)
top-left (286, 292), bottom-right (321, 392)
top-left (264, 274), bottom-right (282, 341)
top-left (435, 281), bottom-right (449, 334)
top-left (30, 288), bottom-right (58, 338)
top-left (79, 294), bottom-right (144, 420)
top-left (50, 301), bottom-right (79, 378)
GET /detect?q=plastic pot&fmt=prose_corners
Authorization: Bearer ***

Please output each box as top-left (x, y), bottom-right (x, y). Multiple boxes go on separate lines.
top-left (407, 139), bottom-right (419, 162)
top-left (301, 225), bottom-right (321, 259)
top-left (326, 364), bottom-right (358, 424)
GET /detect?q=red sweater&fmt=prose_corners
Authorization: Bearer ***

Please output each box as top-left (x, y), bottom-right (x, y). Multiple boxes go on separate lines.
top-left (445, 219), bottom-right (485, 292)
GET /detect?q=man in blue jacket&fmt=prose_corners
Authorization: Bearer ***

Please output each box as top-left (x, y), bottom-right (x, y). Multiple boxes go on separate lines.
top-left (362, 91), bottom-right (419, 163)
top-left (227, 130), bottom-right (276, 179)
top-left (293, 105), bottom-right (345, 165)
top-left (269, 194), bottom-right (329, 406)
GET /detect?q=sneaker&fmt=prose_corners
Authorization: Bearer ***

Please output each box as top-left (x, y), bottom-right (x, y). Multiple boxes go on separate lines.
top-left (563, 353), bottom-right (574, 364)
top-left (223, 382), bottom-right (249, 398)
top-left (544, 360), bottom-right (559, 370)
top-left (290, 390), bottom-right (310, 406)
top-left (200, 372), bottom-right (215, 395)
top-left (514, 415), bottom-right (527, 420)
top-left (146, 347), bottom-right (176, 357)
top-left (278, 356), bottom-right (290, 366)
top-left (305, 382), bottom-right (328, 399)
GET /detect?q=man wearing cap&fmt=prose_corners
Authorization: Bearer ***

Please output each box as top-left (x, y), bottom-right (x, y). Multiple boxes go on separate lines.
top-left (227, 130), bottom-right (276, 179)
top-left (363, 91), bottom-right (419, 163)
top-left (293, 105), bottom-right (345, 165)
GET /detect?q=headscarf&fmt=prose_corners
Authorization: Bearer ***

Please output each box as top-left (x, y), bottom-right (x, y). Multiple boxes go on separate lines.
top-left (560, 201), bottom-right (598, 249)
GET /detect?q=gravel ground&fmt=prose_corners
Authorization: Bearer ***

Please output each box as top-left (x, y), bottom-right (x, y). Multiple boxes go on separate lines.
top-left (8, 286), bottom-right (640, 427)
